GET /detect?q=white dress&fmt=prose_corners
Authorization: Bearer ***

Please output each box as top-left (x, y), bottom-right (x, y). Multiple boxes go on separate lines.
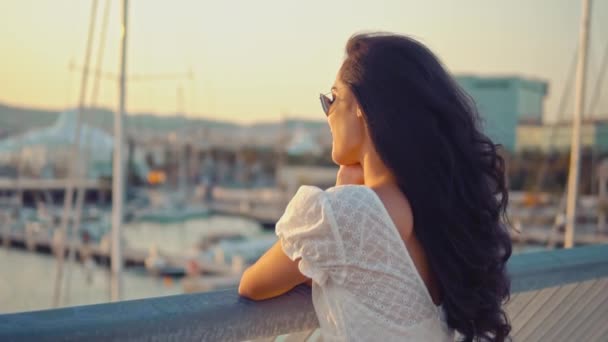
top-left (276, 185), bottom-right (455, 342)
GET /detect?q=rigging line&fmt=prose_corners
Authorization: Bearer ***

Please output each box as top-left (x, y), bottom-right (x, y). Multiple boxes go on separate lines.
top-left (587, 39), bottom-right (608, 116)
top-left (533, 51), bottom-right (578, 192)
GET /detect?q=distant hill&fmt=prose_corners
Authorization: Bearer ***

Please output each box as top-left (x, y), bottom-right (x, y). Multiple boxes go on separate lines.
top-left (0, 103), bottom-right (59, 137)
top-left (0, 102), bottom-right (328, 140)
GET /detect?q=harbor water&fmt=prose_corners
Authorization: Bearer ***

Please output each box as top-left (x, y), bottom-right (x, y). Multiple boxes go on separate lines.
top-left (0, 215), bottom-right (266, 314)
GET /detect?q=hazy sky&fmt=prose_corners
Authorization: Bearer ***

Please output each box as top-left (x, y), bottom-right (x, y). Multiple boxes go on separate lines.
top-left (0, 0), bottom-right (606, 123)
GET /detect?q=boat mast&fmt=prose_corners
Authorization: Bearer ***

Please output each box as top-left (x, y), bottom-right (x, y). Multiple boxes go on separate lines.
top-left (564, 0), bottom-right (592, 249)
top-left (111, 0), bottom-right (129, 301)
top-left (64, 0), bottom-right (113, 305)
top-left (52, 0), bottom-right (98, 308)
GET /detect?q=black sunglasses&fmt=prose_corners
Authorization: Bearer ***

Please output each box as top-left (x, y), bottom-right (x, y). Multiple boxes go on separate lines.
top-left (319, 92), bottom-right (334, 116)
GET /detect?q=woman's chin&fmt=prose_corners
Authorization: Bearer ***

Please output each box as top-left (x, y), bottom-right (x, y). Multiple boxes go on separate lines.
top-left (331, 150), bottom-right (343, 166)
top-left (331, 150), bottom-right (355, 166)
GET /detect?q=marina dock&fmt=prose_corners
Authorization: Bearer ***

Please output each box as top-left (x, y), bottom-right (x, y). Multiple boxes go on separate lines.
top-left (1, 230), bottom-right (231, 277)
top-left (209, 201), bottom-right (281, 229)
top-left (0, 178), bottom-right (111, 206)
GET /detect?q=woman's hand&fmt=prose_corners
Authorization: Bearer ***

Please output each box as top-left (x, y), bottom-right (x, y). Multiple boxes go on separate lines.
top-left (336, 164), bottom-right (364, 186)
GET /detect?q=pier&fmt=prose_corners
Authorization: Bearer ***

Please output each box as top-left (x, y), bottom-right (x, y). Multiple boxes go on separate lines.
top-left (1, 230), bottom-right (231, 277)
top-left (0, 178), bottom-right (111, 206)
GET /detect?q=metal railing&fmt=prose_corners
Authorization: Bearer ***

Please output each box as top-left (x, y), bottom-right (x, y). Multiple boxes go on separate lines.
top-left (1, 244), bottom-right (608, 341)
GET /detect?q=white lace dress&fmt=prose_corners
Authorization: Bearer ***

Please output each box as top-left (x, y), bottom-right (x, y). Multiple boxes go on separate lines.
top-left (276, 185), bottom-right (455, 341)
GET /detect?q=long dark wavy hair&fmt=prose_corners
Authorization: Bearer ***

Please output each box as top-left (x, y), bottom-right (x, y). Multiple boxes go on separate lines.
top-left (339, 32), bottom-right (512, 341)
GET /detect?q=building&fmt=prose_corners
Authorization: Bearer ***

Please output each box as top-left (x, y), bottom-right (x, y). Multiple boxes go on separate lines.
top-left (517, 119), bottom-right (608, 152)
top-left (456, 76), bottom-right (548, 152)
top-left (0, 110), bottom-right (149, 179)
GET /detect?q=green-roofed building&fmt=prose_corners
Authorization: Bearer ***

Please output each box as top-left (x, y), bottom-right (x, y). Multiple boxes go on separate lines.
top-left (456, 75), bottom-right (548, 152)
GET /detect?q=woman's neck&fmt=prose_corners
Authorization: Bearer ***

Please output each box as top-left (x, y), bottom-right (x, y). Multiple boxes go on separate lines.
top-left (360, 150), bottom-right (397, 190)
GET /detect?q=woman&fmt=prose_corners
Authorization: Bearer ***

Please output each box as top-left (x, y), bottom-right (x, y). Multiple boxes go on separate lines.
top-left (239, 32), bottom-right (512, 342)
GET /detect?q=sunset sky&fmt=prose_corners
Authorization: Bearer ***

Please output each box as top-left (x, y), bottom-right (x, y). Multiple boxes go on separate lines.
top-left (0, 0), bottom-right (606, 123)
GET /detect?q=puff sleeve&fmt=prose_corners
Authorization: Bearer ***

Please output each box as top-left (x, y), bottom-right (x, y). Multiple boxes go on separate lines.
top-left (275, 186), bottom-right (346, 286)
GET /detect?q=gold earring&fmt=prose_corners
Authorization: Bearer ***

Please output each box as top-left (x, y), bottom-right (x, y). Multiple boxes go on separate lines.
top-left (356, 108), bottom-right (363, 118)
